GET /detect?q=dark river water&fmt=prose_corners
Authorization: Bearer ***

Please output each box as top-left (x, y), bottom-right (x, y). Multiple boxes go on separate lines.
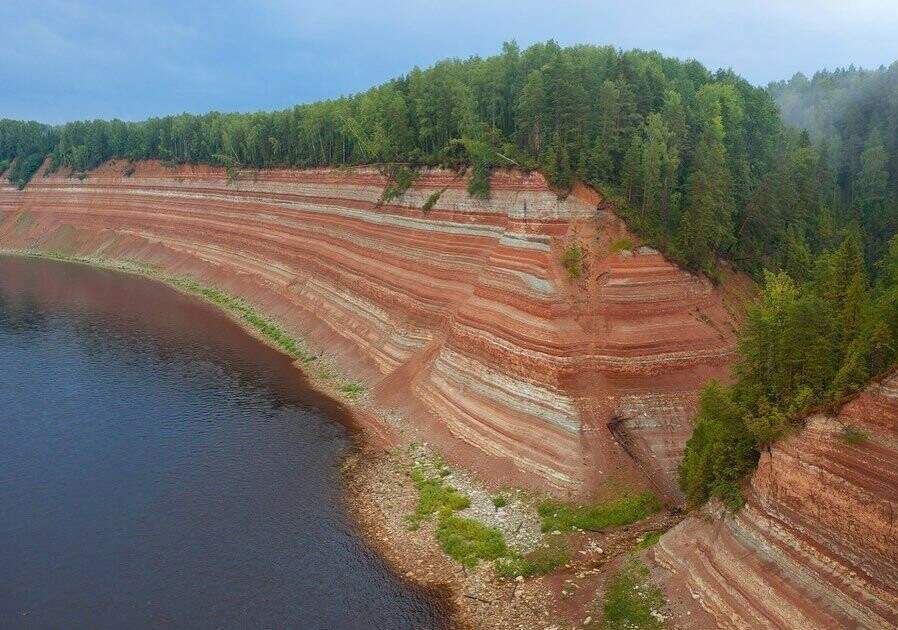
top-left (0, 256), bottom-right (447, 629)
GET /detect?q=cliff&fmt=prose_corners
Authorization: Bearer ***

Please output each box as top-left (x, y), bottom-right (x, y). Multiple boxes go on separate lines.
top-left (652, 372), bottom-right (898, 629)
top-left (0, 161), bottom-right (745, 500)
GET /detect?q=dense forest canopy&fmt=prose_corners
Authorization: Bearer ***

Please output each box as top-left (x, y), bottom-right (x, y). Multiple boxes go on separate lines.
top-left (2, 43), bottom-right (895, 280)
top-left (770, 63), bottom-right (898, 265)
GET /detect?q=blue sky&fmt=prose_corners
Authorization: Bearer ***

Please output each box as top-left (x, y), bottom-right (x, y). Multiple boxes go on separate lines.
top-left (3, 0), bottom-right (897, 123)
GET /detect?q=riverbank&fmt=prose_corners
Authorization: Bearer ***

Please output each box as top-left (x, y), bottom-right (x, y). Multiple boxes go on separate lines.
top-left (1, 249), bottom-right (680, 629)
top-left (342, 443), bottom-right (681, 630)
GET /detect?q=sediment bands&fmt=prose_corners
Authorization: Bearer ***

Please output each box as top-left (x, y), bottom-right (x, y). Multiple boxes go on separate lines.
top-left (653, 372), bottom-right (898, 629)
top-left (0, 160), bottom-right (743, 500)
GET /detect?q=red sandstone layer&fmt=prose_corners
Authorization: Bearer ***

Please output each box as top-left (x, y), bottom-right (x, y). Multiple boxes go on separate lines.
top-left (652, 373), bottom-right (898, 629)
top-left (0, 161), bottom-right (743, 500)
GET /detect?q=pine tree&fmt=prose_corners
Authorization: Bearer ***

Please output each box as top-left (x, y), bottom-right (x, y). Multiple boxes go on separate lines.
top-left (641, 113), bottom-right (679, 227)
top-left (621, 135), bottom-right (643, 206)
top-left (855, 128), bottom-right (892, 263)
top-left (678, 115), bottom-right (734, 272)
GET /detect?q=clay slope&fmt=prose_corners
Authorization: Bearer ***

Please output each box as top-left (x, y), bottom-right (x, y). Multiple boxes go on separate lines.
top-left (652, 373), bottom-right (898, 629)
top-left (0, 161), bottom-right (742, 499)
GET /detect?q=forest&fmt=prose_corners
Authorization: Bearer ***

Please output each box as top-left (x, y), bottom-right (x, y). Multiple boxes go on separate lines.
top-left (2, 43), bottom-right (898, 508)
top-left (680, 64), bottom-right (898, 507)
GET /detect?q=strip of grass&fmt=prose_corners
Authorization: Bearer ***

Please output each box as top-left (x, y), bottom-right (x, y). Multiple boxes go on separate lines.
top-left (539, 492), bottom-right (661, 532)
top-left (494, 535), bottom-right (569, 578)
top-left (168, 277), bottom-right (316, 364)
top-left (9, 251), bottom-right (370, 402)
top-left (601, 557), bottom-right (666, 629)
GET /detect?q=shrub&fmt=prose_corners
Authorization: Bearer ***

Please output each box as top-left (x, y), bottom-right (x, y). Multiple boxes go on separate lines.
top-left (422, 189), bottom-right (443, 213)
top-left (491, 494), bottom-right (509, 509)
top-left (678, 381), bottom-right (757, 509)
top-left (539, 492), bottom-right (661, 532)
top-left (467, 161), bottom-right (490, 199)
top-left (9, 153), bottom-right (44, 189)
top-left (380, 165), bottom-right (419, 203)
top-left (840, 424), bottom-right (869, 445)
top-left (561, 244), bottom-right (585, 279)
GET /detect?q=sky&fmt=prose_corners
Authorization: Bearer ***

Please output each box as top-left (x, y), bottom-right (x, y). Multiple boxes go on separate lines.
top-left (2, 0), bottom-right (898, 124)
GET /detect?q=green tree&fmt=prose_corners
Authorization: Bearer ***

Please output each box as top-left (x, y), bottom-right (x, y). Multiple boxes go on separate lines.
top-left (640, 113), bottom-right (679, 227)
top-left (678, 115), bottom-right (734, 271)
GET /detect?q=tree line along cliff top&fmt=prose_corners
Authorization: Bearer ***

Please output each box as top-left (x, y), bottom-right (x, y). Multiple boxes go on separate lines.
top-left (1, 42), bottom-right (895, 279)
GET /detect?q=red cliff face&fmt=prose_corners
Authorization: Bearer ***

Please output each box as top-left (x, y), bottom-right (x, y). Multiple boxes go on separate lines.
top-left (0, 161), bottom-right (744, 500)
top-left (652, 373), bottom-right (898, 629)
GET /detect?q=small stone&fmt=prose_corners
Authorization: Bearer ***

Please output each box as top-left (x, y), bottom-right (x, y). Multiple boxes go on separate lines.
top-left (515, 575), bottom-right (524, 583)
top-left (584, 616), bottom-right (592, 624)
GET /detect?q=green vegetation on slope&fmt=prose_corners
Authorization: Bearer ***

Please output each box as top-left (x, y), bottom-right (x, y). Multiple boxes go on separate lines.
top-left (680, 232), bottom-right (898, 508)
top-left (407, 463), bottom-right (508, 568)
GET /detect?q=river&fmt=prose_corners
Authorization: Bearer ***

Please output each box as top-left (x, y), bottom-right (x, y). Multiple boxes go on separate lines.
top-left (0, 256), bottom-right (448, 629)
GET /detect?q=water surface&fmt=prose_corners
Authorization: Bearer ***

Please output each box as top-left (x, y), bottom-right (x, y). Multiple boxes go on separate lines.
top-left (0, 256), bottom-right (447, 629)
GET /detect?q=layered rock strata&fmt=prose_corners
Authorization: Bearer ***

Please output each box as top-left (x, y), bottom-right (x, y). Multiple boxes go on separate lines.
top-left (653, 372), bottom-right (898, 629)
top-left (0, 161), bottom-right (742, 499)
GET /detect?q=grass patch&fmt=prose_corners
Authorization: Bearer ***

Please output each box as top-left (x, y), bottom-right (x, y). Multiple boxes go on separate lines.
top-left (840, 424), bottom-right (869, 445)
top-left (602, 557), bottom-right (667, 630)
top-left (409, 466), bottom-right (470, 526)
top-left (407, 462), bottom-right (512, 568)
top-left (494, 535), bottom-right (569, 578)
top-left (436, 513), bottom-right (508, 567)
top-left (609, 237), bottom-right (635, 254)
top-left (539, 492), bottom-right (661, 532)
top-left (561, 243), bottom-right (585, 279)
top-left (339, 381), bottom-right (365, 400)
top-left (634, 530), bottom-right (663, 551)
top-left (491, 494), bottom-right (509, 509)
